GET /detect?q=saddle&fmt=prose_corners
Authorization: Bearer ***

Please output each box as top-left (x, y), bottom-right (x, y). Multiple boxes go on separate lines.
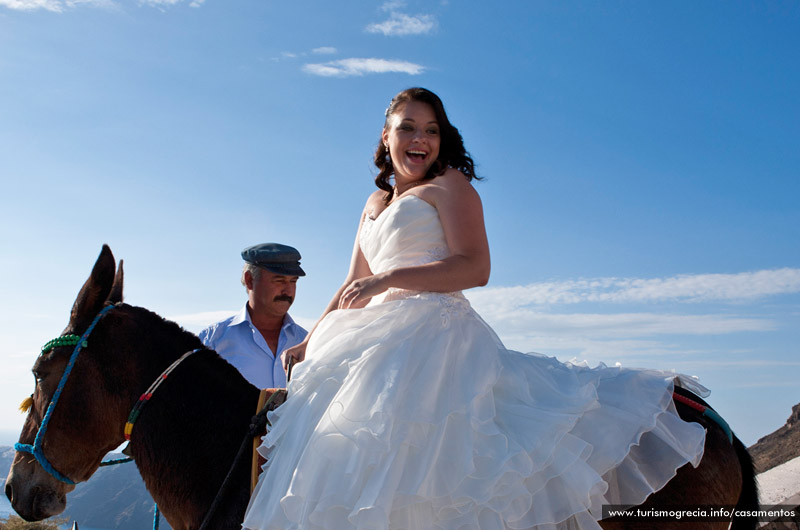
top-left (251, 388), bottom-right (288, 493)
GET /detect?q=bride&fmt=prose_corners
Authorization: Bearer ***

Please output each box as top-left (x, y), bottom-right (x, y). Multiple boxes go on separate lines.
top-left (242, 88), bottom-right (706, 530)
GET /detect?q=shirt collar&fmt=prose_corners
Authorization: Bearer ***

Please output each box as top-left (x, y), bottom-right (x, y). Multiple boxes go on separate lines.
top-left (281, 312), bottom-right (297, 331)
top-left (231, 302), bottom-right (296, 331)
top-left (230, 303), bottom-right (251, 326)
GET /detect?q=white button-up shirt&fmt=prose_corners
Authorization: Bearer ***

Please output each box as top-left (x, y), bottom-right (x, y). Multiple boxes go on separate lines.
top-left (198, 304), bottom-right (307, 388)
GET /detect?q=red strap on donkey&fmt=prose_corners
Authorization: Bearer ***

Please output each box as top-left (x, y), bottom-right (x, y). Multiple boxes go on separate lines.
top-left (673, 389), bottom-right (733, 443)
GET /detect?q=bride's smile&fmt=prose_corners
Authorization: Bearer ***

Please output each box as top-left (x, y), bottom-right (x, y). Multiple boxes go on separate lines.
top-left (382, 99), bottom-right (441, 188)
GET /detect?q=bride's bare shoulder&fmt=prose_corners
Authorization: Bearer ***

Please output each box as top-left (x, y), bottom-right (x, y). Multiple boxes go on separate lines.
top-left (363, 190), bottom-right (388, 220)
top-left (426, 169), bottom-right (481, 204)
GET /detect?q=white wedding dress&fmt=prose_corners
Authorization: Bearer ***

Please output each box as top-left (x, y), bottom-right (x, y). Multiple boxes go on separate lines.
top-left (243, 195), bottom-right (707, 530)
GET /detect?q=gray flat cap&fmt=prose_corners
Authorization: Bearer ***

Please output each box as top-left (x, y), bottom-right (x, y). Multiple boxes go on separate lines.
top-left (241, 243), bottom-right (306, 277)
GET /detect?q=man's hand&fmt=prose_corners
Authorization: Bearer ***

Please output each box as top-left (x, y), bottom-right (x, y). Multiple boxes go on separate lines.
top-left (282, 340), bottom-right (309, 372)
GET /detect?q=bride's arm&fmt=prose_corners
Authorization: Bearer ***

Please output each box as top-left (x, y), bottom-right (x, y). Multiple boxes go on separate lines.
top-left (282, 193), bottom-right (378, 368)
top-left (339, 170), bottom-right (490, 309)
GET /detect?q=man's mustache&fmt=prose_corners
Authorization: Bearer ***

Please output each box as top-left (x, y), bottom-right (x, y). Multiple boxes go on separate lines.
top-left (274, 294), bottom-right (294, 303)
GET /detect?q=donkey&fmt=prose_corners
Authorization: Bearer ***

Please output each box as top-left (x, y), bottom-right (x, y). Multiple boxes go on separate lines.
top-left (5, 246), bottom-right (758, 529)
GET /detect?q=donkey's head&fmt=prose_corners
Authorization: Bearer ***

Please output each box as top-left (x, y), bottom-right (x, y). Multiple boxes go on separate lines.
top-left (5, 245), bottom-right (126, 521)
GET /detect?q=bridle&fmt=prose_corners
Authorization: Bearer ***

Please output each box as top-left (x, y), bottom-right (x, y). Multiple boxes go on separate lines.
top-left (16, 302), bottom-right (282, 529)
top-left (15, 304), bottom-right (116, 484)
top-left (15, 304), bottom-right (206, 487)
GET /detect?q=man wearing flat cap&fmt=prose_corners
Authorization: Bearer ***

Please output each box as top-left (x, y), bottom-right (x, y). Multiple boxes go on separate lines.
top-left (199, 243), bottom-right (308, 388)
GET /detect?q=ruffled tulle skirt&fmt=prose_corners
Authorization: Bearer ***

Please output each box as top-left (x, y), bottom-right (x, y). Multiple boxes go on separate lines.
top-left (243, 291), bottom-right (706, 530)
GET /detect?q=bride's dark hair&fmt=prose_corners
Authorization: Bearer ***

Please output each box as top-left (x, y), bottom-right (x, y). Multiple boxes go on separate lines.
top-left (374, 87), bottom-right (479, 204)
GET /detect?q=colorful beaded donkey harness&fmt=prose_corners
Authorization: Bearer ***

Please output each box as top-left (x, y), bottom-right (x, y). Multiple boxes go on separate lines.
top-left (15, 305), bottom-right (119, 484)
top-left (14, 301), bottom-right (267, 530)
top-left (15, 303), bottom-right (202, 486)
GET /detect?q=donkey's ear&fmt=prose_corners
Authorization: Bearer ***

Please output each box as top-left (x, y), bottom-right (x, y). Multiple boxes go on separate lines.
top-left (69, 245), bottom-right (116, 332)
top-left (107, 259), bottom-right (124, 305)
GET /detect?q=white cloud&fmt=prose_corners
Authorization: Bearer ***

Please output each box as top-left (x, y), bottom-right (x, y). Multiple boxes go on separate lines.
top-left (380, 0), bottom-right (406, 11)
top-left (276, 49), bottom-right (336, 62)
top-left (0, 0), bottom-right (63, 10)
top-left (312, 46), bottom-right (337, 55)
top-left (477, 308), bottom-right (778, 365)
top-left (462, 268), bottom-right (798, 362)
top-left (366, 12), bottom-right (437, 36)
top-left (138, 0), bottom-right (198, 6)
top-left (74, 0), bottom-right (115, 6)
top-left (303, 58), bottom-right (425, 77)
top-left (469, 268), bottom-right (800, 311)
top-left (476, 309), bottom-right (775, 338)
top-left (0, 0), bottom-right (198, 9)
top-left (168, 310), bottom-right (236, 332)
top-left (677, 359), bottom-right (800, 369)
top-left (168, 310), bottom-right (317, 335)
top-left (498, 334), bottom-right (684, 358)
top-left (0, 0), bottom-right (112, 11)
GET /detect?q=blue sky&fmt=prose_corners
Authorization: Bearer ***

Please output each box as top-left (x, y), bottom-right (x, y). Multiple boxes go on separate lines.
top-left (0, 0), bottom-right (798, 448)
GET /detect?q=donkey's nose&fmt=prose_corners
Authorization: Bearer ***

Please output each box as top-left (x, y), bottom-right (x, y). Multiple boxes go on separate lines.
top-left (4, 480), bottom-right (13, 503)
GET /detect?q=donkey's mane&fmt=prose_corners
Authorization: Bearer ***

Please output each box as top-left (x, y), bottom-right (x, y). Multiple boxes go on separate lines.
top-left (122, 303), bottom-right (204, 349)
top-left (116, 303), bottom-right (253, 391)
top-left (104, 302), bottom-right (259, 529)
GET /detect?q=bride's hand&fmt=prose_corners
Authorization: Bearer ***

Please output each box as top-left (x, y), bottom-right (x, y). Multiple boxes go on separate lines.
top-left (282, 340), bottom-right (308, 371)
top-left (339, 273), bottom-right (388, 309)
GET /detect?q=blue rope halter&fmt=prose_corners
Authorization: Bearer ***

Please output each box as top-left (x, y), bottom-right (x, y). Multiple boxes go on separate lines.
top-left (15, 305), bottom-right (116, 485)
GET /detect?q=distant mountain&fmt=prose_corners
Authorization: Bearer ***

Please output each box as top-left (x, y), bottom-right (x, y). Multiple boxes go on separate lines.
top-left (749, 402), bottom-right (800, 473)
top-left (0, 447), bottom-right (16, 483)
top-left (1, 446), bottom-right (171, 530)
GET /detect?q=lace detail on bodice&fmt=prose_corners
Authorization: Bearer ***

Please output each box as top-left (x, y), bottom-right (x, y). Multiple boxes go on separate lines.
top-left (374, 288), bottom-right (470, 326)
top-left (418, 244), bottom-right (449, 265)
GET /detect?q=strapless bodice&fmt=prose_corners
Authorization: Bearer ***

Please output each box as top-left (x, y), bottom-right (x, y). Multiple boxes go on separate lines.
top-left (359, 194), bottom-right (469, 308)
top-left (359, 195), bottom-right (450, 274)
